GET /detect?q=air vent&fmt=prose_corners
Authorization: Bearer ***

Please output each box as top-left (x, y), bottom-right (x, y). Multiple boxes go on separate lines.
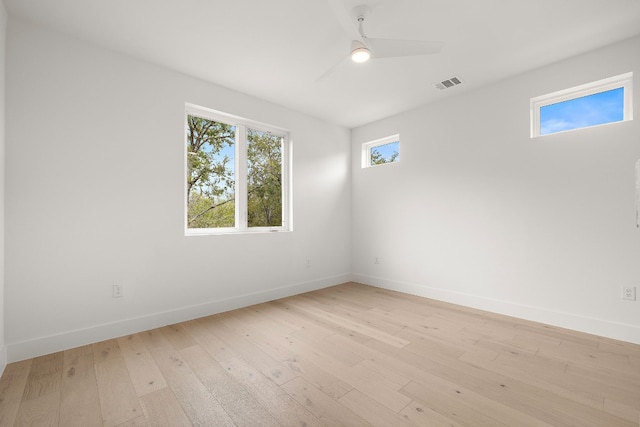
top-left (434, 76), bottom-right (463, 90)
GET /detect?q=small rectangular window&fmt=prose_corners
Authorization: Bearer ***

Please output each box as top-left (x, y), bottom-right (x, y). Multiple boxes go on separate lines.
top-left (530, 72), bottom-right (633, 137)
top-left (185, 104), bottom-right (290, 235)
top-left (362, 134), bottom-right (400, 168)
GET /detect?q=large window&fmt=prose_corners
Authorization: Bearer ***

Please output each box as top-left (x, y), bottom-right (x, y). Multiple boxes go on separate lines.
top-left (530, 72), bottom-right (633, 137)
top-left (362, 134), bottom-right (400, 168)
top-left (185, 104), bottom-right (290, 234)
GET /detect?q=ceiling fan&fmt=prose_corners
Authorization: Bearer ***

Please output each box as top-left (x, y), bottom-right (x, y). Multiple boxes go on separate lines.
top-left (318, 2), bottom-right (443, 81)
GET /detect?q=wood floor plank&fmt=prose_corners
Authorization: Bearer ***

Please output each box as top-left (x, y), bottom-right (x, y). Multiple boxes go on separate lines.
top-left (492, 350), bottom-right (605, 410)
top-left (238, 315), bottom-right (355, 398)
top-left (22, 352), bottom-right (63, 401)
top-left (401, 372), bottom-right (556, 427)
top-left (240, 321), bottom-right (298, 362)
top-left (354, 358), bottom-right (411, 389)
top-left (238, 324), bottom-right (297, 363)
top-left (219, 356), bottom-right (325, 427)
top-left (14, 390), bottom-right (60, 427)
top-left (331, 304), bottom-right (406, 337)
top-left (330, 283), bottom-right (405, 312)
top-left (401, 379), bottom-right (514, 427)
top-left (399, 400), bottom-right (465, 427)
top-left (403, 332), bottom-right (468, 360)
top-left (147, 343), bottom-right (235, 426)
top-left (457, 345), bottom-right (500, 366)
top-left (566, 363), bottom-right (640, 422)
top-left (159, 324), bottom-right (197, 351)
top-left (265, 300), bottom-right (336, 342)
top-left (179, 344), bottom-right (280, 427)
top-left (116, 415), bottom-right (150, 427)
top-left (313, 332), bottom-right (368, 366)
top-left (474, 335), bottom-right (541, 359)
top-left (565, 361), bottom-right (640, 397)
top-left (0, 360), bottom-right (33, 427)
top-left (300, 335), bottom-right (412, 413)
top-left (137, 328), bottom-right (171, 349)
top-left (251, 301), bottom-right (306, 332)
top-left (460, 347), bottom-right (604, 412)
top-left (216, 306), bottom-right (267, 330)
top-left (92, 339), bottom-right (123, 364)
top-left (293, 297), bottom-right (411, 348)
top-left (181, 318), bottom-right (239, 362)
top-left (516, 321), bottom-right (601, 348)
top-left (511, 329), bottom-right (563, 351)
top-left (338, 388), bottom-right (413, 427)
top-left (95, 357), bottom-right (143, 426)
top-left (283, 352), bottom-right (353, 399)
top-left (59, 345), bottom-right (103, 427)
top-left (139, 387), bottom-right (191, 427)
top-left (282, 376), bottom-right (370, 426)
top-left (541, 339), bottom-right (640, 387)
top-left (117, 334), bottom-right (168, 397)
top-left (283, 297), bottom-right (375, 344)
top-left (200, 315), bottom-right (299, 385)
top-left (604, 397), bottom-right (640, 425)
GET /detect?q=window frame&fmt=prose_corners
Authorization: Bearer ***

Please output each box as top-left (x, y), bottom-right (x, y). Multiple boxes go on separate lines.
top-left (530, 72), bottom-right (633, 138)
top-left (361, 134), bottom-right (400, 168)
top-left (184, 103), bottom-right (291, 236)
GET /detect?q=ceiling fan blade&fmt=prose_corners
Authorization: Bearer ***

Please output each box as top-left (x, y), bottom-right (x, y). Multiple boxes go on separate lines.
top-left (315, 55), bottom-right (349, 82)
top-left (327, 0), bottom-right (362, 41)
top-left (367, 38), bottom-right (443, 58)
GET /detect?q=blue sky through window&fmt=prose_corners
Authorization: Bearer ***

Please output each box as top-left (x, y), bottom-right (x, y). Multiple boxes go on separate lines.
top-left (372, 141), bottom-right (399, 162)
top-left (540, 87), bottom-right (624, 135)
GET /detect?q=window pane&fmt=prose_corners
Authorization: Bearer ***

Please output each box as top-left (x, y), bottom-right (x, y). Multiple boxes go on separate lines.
top-left (370, 140), bottom-right (399, 165)
top-left (540, 87), bottom-right (624, 135)
top-left (186, 115), bottom-right (236, 228)
top-left (247, 128), bottom-right (283, 227)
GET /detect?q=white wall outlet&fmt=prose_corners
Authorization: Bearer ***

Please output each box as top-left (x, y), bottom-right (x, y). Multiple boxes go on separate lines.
top-left (113, 284), bottom-right (124, 298)
top-left (374, 256), bottom-right (380, 264)
top-left (622, 286), bottom-right (636, 301)
top-left (306, 259), bottom-right (311, 268)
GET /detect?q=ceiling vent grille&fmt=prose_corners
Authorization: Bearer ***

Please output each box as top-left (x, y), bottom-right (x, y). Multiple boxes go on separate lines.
top-left (434, 76), bottom-right (463, 90)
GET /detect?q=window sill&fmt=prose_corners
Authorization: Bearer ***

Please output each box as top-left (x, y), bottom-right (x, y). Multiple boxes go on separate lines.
top-left (185, 228), bottom-right (291, 236)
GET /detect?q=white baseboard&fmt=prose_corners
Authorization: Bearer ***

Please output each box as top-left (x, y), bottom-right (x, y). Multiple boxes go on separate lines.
top-left (0, 345), bottom-right (6, 376)
top-left (7, 274), bottom-right (352, 362)
top-left (354, 274), bottom-right (640, 345)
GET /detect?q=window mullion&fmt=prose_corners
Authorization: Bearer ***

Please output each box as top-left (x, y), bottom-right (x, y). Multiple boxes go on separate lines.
top-left (281, 135), bottom-right (290, 228)
top-left (236, 125), bottom-right (248, 231)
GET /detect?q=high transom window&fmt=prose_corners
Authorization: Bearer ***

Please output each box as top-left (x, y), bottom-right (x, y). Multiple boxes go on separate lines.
top-left (362, 134), bottom-right (400, 168)
top-left (530, 72), bottom-right (633, 137)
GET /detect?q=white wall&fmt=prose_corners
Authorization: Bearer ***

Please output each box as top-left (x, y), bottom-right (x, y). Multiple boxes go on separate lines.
top-left (0, 0), bottom-right (6, 373)
top-left (5, 18), bottom-right (351, 362)
top-left (352, 35), bottom-right (640, 344)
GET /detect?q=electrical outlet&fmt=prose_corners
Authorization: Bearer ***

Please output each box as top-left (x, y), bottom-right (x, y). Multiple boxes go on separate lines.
top-left (374, 256), bottom-right (380, 264)
top-left (112, 284), bottom-right (124, 298)
top-left (622, 286), bottom-right (636, 301)
top-left (306, 259), bottom-right (311, 268)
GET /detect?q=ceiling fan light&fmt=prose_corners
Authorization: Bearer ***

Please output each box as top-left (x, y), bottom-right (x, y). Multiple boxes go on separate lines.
top-left (351, 46), bottom-right (371, 63)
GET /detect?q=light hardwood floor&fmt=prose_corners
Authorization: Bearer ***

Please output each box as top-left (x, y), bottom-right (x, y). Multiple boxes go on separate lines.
top-left (1, 282), bottom-right (639, 426)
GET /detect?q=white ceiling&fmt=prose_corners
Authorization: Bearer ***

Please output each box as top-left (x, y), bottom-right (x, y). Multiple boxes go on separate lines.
top-left (5, 0), bottom-right (640, 128)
